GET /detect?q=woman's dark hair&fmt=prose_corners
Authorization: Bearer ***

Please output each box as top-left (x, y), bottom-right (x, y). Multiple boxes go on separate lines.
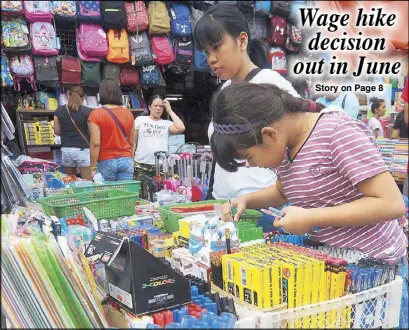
top-left (149, 94), bottom-right (163, 105)
top-left (68, 85), bottom-right (84, 112)
top-left (99, 78), bottom-right (123, 106)
top-left (370, 97), bottom-right (385, 114)
top-left (210, 82), bottom-right (325, 172)
top-left (194, 4), bottom-right (270, 69)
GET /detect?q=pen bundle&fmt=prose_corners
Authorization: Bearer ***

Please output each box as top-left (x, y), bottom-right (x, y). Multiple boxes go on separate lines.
top-left (210, 248), bottom-right (240, 289)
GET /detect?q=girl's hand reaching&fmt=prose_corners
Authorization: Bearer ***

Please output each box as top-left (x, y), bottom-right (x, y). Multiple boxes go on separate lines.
top-left (163, 99), bottom-right (172, 113)
top-left (273, 206), bottom-right (314, 235)
top-left (221, 196), bottom-right (247, 222)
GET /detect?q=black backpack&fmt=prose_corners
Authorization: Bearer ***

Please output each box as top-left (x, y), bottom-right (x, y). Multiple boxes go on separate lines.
top-left (129, 32), bottom-right (153, 66)
top-left (102, 63), bottom-right (121, 85)
top-left (33, 56), bottom-right (60, 87)
top-left (170, 37), bottom-right (194, 74)
top-left (237, 1), bottom-right (254, 14)
top-left (271, 1), bottom-right (291, 18)
top-left (100, 1), bottom-right (127, 30)
top-left (81, 62), bottom-right (101, 87)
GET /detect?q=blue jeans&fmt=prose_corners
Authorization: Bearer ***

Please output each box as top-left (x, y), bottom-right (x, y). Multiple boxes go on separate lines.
top-left (98, 157), bottom-right (133, 182)
top-left (398, 256), bottom-right (409, 329)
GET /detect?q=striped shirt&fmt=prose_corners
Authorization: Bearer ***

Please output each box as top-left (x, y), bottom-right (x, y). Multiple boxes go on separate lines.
top-left (277, 109), bottom-right (407, 263)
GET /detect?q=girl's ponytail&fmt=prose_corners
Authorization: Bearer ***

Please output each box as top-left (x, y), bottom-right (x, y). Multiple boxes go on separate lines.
top-left (248, 39), bottom-right (270, 69)
top-left (68, 85), bottom-right (84, 112)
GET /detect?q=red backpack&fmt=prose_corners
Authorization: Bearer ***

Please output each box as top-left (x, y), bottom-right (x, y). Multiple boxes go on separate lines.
top-left (125, 1), bottom-right (149, 32)
top-left (120, 66), bottom-right (140, 86)
top-left (267, 16), bottom-right (287, 47)
top-left (151, 36), bottom-right (175, 65)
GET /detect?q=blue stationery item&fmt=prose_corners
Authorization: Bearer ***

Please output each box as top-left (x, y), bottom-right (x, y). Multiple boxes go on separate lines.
top-left (129, 91), bottom-right (141, 109)
top-left (193, 321), bottom-right (210, 329)
top-left (209, 303), bottom-right (217, 315)
top-left (191, 285), bottom-right (199, 297)
top-left (200, 311), bottom-right (217, 325)
top-left (166, 323), bottom-right (180, 329)
top-left (220, 313), bottom-right (236, 328)
top-left (146, 324), bottom-right (162, 329)
top-left (181, 315), bottom-right (197, 328)
top-left (211, 318), bottom-right (227, 329)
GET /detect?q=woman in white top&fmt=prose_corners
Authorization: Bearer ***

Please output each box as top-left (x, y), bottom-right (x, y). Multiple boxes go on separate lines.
top-left (194, 4), bottom-right (299, 200)
top-left (367, 97), bottom-right (386, 139)
top-left (131, 95), bottom-right (185, 179)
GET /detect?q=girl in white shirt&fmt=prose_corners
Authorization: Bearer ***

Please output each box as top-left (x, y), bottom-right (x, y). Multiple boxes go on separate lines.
top-left (367, 97), bottom-right (386, 139)
top-left (131, 95), bottom-right (185, 179)
top-left (193, 4), bottom-right (299, 200)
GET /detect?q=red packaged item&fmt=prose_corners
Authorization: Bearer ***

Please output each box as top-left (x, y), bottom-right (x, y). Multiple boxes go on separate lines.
top-left (163, 310), bottom-right (174, 324)
top-left (152, 312), bottom-right (166, 327)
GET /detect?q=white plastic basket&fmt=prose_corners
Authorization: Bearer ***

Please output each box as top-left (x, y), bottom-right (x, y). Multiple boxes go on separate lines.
top-left (257, 276), bottom-right (403, 329)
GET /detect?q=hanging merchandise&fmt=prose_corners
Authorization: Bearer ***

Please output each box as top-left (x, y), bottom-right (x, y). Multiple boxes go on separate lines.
top-left (129, 32), bottom-right (153, 66)
top-left (102, 63), bottom-right (121, 85)
top-left (120, 65), bottom-right (140, 86)
top-left (100, 1), bottom-right (127, 30)
top-left (269, 46), bottom-right (287, 74)
top-left (33, 56), bottom-right (60, 87)
top-left (190, 7), bottom-right (204, 30)
top-left (60, 56), bottom-right (81, 85)
top-left (106, 28), bottom-right (130, 64)
top-left (285, 23), bottom-right (302, 52)
top-left (125, 1), bottom-right (149, 32)
top-left (170, 4), bottom-right (192, 37)
top-left (23, 0), bottom-right (53, 23)
top-left (268, 15), bottom-right (288, 47)
top-left (170, 37), bottom-right (193, 74)
top-left (77, 1), bottom-right (101, 23)
top-left (76, 23), bottom-right (108, 62)
top-left (237, 1), bottom-right (255, 14)
top-left (30, 21), bottom-right (59, 56)
top-left (1, 0), bottom-right (23, 16)
top-left (193, 48), bottom-right (210, 72)
top-left (81, 61), bottom-right (101, 87)
top-left (152, 36), bottom-right (175, 66)
top-left (10, 54), bottom-right (36, 91)
top-left (148, 1), bottom-right (171, 35)
top-left (270, 1), bottom-right (292, 18)
top-left (254, 0), bottom-right (271, 16)
top-left (1, 56), bottom-right (13, 88)
top-left (246, 13), bottom-right (268, 40)
top-left (51, 1), bottom-right (76, 21)
top-left (189, 1), bottom-right (216, 11)
top-left (1, 17), bottom-right (31, 53)
top-left (141, 64), bottom-right (162, 87)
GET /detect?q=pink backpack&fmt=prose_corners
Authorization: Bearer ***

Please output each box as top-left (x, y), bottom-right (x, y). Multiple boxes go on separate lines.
top-left (125, 1), bottom-right (149, 32)
top-left (151, 36), bottom-right (175, 65)
top-left (23, 1), bottom-right (53, 23)
top-left (267, 16), bottom-right (287, 47)
top-left (30, 22), bottom-right (59, 56)
top-left (2, 1), bottom-right (24, 16)
top-left (77, 23), bottom-right (108, 61)
top-left (10, 54), bottom-right (36, 91)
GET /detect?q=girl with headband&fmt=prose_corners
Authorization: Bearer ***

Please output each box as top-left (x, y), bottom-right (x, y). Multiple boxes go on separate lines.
top-left (213, 82), bottom-right (407, 328)
top-left (194, 4), bottom-right (299, 200)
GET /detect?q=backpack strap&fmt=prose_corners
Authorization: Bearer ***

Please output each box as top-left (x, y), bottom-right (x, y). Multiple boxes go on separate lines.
top-left (102, 106), bottom-right (129, 142)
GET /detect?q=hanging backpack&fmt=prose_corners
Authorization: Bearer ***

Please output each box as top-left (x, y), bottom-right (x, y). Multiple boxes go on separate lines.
top-left (77, 1), bottom-right (101, 23)
top-left (125, 1), bottom-right (149, 32)
top-left (193, 48), bottom-right (210, 72)
top-left (100, 1), bottom-right (127, 30)
top-left (33, 56), bottom-right (59, 87)
top-left (1, 56), bottom-right (13, 87)
top-left (51, 1), bottom-right (76, 21)
top-left (254, 1), bottom-right (271, 16)
top-left (129, 32), bottom-right (153, 66)
top-left (271, 1), bottom-right (291, 18)
top-left (23, 1), bottom-right (53, 23)
top-left (30, 22), bottom-right (59, 56)
top-left (81, 61), bottom-right (101, 87)
top-left (285, 24), bottom-right (302, 52)
top-left (170, 4), bottom-right (192, 37)
top-left (237, 1), bottom-right (254, 14)
top-left (151, 36), bottom-right (175, 66)
top-left (1, 1), bottom-right (23, 16)
top-left (2, 17), bottom-right (31, 52)
top-left (60, 56), bottom-right (81, 85)
top-left (173, 37), bottom-right (193, 67)
top-left (140, 64), bottom-right (161, 86)
top-left (107, 28), bottom-right (130, 64)
top-left (77, 23), bottom-right (108, 61)
top-left (9, 54), bottom-right (36, 91)
top-left (246, 13), bottom-right (268, 40)
top-left (120, 65), bottom-right (140, 86)
top-left (148, 1), bottom-right (170, 35)
top-left (102, 63), bottom-right (120, 85)
top-left (190, 7), bottom-right (203, 30)
top-left (267, 16), bottom-right (287, 47)
top-left (269, 47), bottom-right (287, 74)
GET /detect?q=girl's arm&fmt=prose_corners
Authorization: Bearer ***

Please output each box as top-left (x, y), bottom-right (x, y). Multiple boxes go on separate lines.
top-left (163, 99), bottom-right (185, 134)
top-left (131, 128), bottom-right (139, 159)
top-left (88, 122), bottom-right (101, 171)
top-left (53, 116), bottom-right (61, 136)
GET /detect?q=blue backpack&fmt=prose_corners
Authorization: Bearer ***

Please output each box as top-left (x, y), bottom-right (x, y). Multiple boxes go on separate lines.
top-left (170, 4), bottom-right (192, 37)
top-left (141, 64), bottom-right (161, 86)
top-left (193, 48), bottom-right (210, 72)
top-left (1, 56), bottom-right (13, 87)
top-left (254, 1), bottom-right (271, 16)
